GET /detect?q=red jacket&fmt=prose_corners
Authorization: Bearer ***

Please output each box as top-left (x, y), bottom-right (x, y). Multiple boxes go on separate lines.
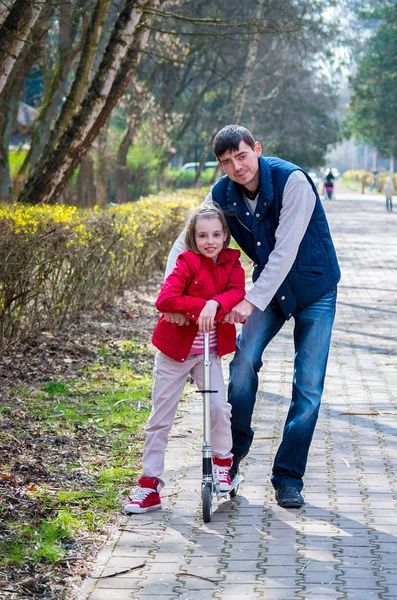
top-left (152, 248), bottom-right (246, 362)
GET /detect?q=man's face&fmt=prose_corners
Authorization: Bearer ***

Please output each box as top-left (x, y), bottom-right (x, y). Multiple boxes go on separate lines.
top-left (217, 140), bottom-right (262, 192)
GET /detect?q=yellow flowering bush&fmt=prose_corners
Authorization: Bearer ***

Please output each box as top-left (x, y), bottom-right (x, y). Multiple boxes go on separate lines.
top-left (0, 190), bottom-right (202, 347)
top-left (343, 170), bottom-right (397, 192)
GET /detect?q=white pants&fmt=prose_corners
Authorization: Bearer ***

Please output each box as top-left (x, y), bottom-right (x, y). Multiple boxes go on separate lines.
top-left (141, 351), bottom-right (233, 484)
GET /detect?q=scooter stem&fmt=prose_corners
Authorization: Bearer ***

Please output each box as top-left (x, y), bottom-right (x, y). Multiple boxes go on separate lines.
top-left (202, 332), bottom-right (212, 480)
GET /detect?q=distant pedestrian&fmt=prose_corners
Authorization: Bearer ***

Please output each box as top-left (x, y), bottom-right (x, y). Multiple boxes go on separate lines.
top-left (370, 168), bottom-right (379, 192)
top-left (124, 204), bottom-right (245, 514)
top-left (323, 168), bottom-right (335, 200)
top-left (384, 177), bottom-right (395, 212)
top-left (361, 174), bottom-right (366, 195)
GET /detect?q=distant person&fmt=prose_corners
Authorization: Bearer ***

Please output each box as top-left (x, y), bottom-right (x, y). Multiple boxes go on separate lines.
top-left (124, 204), bottom-right (245, 513)
top-left (361, 174), bottom-right (367, 194)
top-left (370, 168), bottom-right (379, 192)
top-left (165, 124), bottom-right (340, 509)
top-left (384, 177), bottom-right (395, 212)
top-left (323, 168), bottom-right (335, 200)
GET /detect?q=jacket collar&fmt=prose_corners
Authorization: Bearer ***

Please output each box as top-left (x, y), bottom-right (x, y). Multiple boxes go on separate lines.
top-left (201, 249), bottom-right (230, 267)
top-left (184, 249), bottom-right (231, 268)
top-left (225, 156), bottom-right (274, 211)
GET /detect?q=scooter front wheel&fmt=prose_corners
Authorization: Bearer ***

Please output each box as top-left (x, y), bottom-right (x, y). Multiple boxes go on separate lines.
top-left (202, 483), bottom-right (212, 523)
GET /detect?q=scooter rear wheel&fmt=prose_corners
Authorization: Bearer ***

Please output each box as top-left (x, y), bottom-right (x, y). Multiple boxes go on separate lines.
top-left (202, 484), bottom-right (212, 523)
top-left (230, 484), bottom-right (239, 498)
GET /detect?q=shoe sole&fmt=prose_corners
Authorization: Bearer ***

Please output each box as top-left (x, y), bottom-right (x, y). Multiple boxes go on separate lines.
top-left (124, 503), bottom-right (162, 514)
top-left (216, 474), bottom-right (244, 495)
top-left (277, 500), bottom-right (304, 508)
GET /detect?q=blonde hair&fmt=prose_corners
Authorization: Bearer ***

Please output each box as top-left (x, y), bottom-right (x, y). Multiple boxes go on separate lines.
top-left (184, 203), bottom-right (231, 254)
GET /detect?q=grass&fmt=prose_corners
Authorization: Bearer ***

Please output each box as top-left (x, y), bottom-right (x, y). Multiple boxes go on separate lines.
top-left (341, 176), bottom-right (361, 191)
top-left (0, 338), bottom-right (154, 571)
top-left (9, 149), bottom-right (27, 179)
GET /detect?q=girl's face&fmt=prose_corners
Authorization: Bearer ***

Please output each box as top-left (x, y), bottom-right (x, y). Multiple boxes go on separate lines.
top-left (195, 216), bottom-right (227, 261)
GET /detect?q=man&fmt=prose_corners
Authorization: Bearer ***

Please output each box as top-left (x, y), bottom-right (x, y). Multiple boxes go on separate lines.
top-left (166, 124), bottom-right (340, 508)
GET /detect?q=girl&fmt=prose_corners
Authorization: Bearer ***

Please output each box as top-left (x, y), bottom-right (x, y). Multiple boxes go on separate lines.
top-left (124, 204), bottom-right (246, 513)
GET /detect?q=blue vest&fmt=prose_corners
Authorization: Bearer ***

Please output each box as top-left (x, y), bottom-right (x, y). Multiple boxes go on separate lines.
top-left (211, 156), bottom-right (341, 319)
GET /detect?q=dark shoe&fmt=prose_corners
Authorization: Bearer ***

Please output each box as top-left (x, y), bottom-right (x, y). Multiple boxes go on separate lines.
top-left (230, 452), bottom-right (247, 481)
top-left (275, 485), bottom-right (304, 508)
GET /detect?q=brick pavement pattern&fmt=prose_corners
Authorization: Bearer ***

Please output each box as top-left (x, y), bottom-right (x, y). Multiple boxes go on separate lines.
top-left (81, 190), bottom-right (397, 600)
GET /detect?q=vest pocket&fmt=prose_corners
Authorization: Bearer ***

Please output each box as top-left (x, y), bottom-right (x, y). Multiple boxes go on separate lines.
top-left (296, 266), bottom-right (324, 278)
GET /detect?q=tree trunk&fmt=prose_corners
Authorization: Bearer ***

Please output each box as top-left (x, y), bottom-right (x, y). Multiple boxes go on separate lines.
top-left (115, 123), bottom-right (133, 204)
top-left (96, 128), bottom-right (108, 207)
top-left (0, 94), bottom-right (16, 201)
top-left (76, 154), bottom-right (96, 207)
top-left (233, 0), bottom-right (265, 124)
top-left (194, 94), bottom-right (234, 187)
top-left (390, 155), bottom-right (395, 177)
top-left (48, 0), bottom-right (113, 152)
top-left (208, 1), bottom-right (270, 188)
top-left (0, 8), bottom-right (51, 200)
top-left (158, 78), bottom-right (214, 174)
top-left (114, 80), bottom-right (152, 203)
top-left (19, 0), bottom-right (158, 205)
top-left (19, 1), bottom-right (81, 175)
top-left (0, 4), bottom-right (10, 27)
top-left (194, 129), bottom-right (217, 188)
top-left (0, 0), bottom-right (45, 95)
top-left (248, 83), bottom-right (278, 132)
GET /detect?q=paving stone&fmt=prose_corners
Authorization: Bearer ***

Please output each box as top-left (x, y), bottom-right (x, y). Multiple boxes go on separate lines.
top-left (131, 583), bottom-right (184, 595)
top-left (213, 594), bottom-right (266, 600)
top-left (89, 590), bottom-right (140, 599)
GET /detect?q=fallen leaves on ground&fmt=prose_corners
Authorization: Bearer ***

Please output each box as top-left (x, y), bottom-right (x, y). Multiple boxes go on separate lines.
top-left (0, 276), bottom-right (161, 599)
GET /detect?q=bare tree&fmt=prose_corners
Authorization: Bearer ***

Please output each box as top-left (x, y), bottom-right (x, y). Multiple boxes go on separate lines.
top-left (19, 0), bottom-right (160, 204)
top-left (48, 0), bottom-right (113, 151)
top-left (115, 81), bottom-right (153, 204)
top-left (0, 6), bottom-right (52, 200)
top-left (19, 0), bottom-right (84, 174)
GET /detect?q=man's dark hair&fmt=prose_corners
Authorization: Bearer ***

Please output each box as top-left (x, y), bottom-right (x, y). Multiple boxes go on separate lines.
top-left (213, 124), bottom-right (256, 158)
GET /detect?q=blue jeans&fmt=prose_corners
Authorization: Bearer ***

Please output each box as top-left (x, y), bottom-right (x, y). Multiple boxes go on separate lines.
top-left (228, 288), bottom-right (337, 492)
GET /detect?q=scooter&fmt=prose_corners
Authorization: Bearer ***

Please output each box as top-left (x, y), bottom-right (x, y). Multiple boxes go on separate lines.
top-left (200, 332), bottom-right (243, 523)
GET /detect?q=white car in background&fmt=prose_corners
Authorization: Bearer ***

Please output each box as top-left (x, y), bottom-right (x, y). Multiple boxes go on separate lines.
top-left (180, 161), bottom-right (218, 172)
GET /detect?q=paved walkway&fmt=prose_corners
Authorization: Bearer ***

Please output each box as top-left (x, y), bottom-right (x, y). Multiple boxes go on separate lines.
top-left (80, 187), bottom-right (397, 600)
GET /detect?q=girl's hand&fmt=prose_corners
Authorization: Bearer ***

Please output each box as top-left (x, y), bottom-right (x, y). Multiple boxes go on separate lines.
top-left (163, 312), bottom-right (189, 326)
top-left (197, 300), bottom-right (219, 333)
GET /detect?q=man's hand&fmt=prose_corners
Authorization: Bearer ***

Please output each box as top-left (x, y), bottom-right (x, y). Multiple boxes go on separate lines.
top-left (222, 299), bottom-right (255, 324)
top-left (163, 312), bottom-right (189, 326)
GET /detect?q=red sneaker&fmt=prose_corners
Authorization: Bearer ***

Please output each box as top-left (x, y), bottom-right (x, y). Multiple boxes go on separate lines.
top-left (124, 477), bottom-right (162, 513)
top-left (213, 457), bottom-right (233, 492)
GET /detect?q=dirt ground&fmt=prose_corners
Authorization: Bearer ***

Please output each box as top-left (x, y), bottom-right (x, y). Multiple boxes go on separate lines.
top-left (0, 275), bottom-right (162, 599)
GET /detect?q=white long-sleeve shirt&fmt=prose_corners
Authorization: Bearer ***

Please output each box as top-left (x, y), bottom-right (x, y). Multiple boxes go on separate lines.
top-left (165, 170), bottom-right (316, 313)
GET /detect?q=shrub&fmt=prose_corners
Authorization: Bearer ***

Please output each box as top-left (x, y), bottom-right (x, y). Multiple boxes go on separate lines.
top-left (0, 190), bottom-right (203, 347)
top-left (343, 169), bottom-right (397, 192)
